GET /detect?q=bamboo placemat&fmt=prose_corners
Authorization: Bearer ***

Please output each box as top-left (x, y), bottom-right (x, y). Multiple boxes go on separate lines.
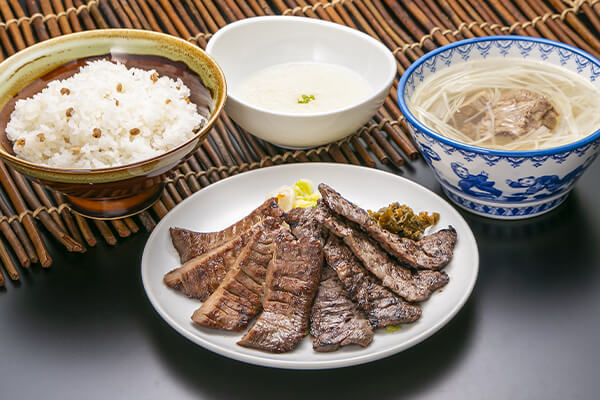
top-left (0, 0), bottom-right (599, 287)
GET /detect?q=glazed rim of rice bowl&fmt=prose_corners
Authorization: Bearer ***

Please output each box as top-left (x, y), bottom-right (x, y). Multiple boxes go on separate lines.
top-left (0, 29), bottom-right (226, 174)
top-left (205, 16), bottom-right (397, 117)
top-left (397, 36), bottom-right (600, 157)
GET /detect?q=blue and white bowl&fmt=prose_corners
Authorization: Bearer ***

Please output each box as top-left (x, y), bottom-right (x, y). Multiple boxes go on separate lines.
top-left (398, 36), bottom-right (600, 220)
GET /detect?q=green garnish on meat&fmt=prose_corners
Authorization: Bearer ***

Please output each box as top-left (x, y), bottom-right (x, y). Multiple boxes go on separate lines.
top-left (368, 202), bottom-right (440, 240)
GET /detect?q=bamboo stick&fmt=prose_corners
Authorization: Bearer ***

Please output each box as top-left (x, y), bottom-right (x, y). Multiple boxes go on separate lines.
top-left (0, 236), bottom-right (18, 280)
top-left (0, 162), bottom-right (51, 267)
top-left (488, 0), bottom-right (537, 36)
top-left (528, 0), bottom-right (598, 57)
top-left (0, 206), bottom-right (30, 267)
top-left (74, 214), bottom-right (96, 246)
top-left (328, 143), bottom-right (349, 164)
top-left (63, 0), bottom-right (84, 32)
top-left (93, 220), bottom-right (117, 245)
top-left (83, 0), bottom-right (109, 29)
top-left (8, 171), bottom-right (84, 252)
top-left (137, 211), bottom-right (156, 231)
top-left (52, 191), bottom-right (94, 247)
top-left (73, 0), bottom-right (98, 30)
top-left (0, 196), bottom-right (37, 264)
top-left (97, 0), bottom-right (122, 27)
top-left (194, 147), bottom-right (221, 182)
top-left (0, 0), bottom-right (25, 50)
top-left (116, 0), bottom-right (142, 29)
top-left (50, 0), bottom-right (73, 34)
top-left (26, 0), bottom-right (50, 40)
top-left (0, 20), bottom-right (15, 56)
top-left (39, 0), bottom-right (63, 36)
top-left (171, 0), bottom-right (202, 35)
top-left (7, 0), bottom-right (35, 46)
top-left (453, 0), bottom-right (497, 35)
top-left (135, 0), bottom-right (161, 31)
top-left (31, 182), bottom-right (67, 232)
top-left (125, 0), bottom-right (152, 30)
top-left (123, 217), bottom-right (139, 233)
top-left (110, 219), bottom-right (131, 237)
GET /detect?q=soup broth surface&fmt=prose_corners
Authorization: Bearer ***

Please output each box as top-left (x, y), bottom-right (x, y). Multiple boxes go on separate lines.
top-left (408, 58), bottom-right (600, 151)
top-left (236, 62), bottom-right (372, 114)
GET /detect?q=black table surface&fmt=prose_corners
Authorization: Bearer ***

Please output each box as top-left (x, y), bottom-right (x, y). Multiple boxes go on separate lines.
top-left (0, 158), bottom-right (598, 400)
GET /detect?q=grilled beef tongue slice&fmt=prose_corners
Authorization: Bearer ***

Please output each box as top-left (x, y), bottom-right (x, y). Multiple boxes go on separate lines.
top-left (170, 197), bottom-right (283, 263)
top-left (238, 235), bottom-right (323, 353)
top-left (192, 224), bottom-right (287, 331)
top-left (318, 183), bottom-right (456, 270)
top-left (323, 215), bottom-right (449, 302)
top-left (310, 264), bottom-right (374, 351)
top-left (164, 217), bottom-right (281, 300)
top-left (324, 236), bottom-right (421, 328)
top-left (284, 202), bottom-right (329, 242)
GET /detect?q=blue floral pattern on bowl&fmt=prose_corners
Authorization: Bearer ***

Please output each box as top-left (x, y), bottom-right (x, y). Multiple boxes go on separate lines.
top-left (398, 36), bottom-right (600, 219)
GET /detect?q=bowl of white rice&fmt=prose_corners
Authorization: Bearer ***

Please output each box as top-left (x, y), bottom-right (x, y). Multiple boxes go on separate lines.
top-left (0, 29), bottom-right (226, 219)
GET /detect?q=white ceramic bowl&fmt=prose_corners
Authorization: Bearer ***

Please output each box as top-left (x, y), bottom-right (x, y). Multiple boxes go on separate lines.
top-left (398, 36), bottom-right (600, 220)
top-left (205, 16), bottom-right (396, 148)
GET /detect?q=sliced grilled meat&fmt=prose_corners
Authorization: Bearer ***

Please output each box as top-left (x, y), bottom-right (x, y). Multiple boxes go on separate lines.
top-left (324, 236), bottom-right (421, 328)
top-left (323, 215), bottom-right (448, 302)
top-left (192, 225), bottom-right (286, 331)
top-left (164, 217), bottom-right (280, 300)
top-left (238, 235), bottom-right (323, 353)
top-left (318, 184), bottom-right (456, 270)
top-left (310, 265), bottom-right (374, 352)
top-left (284, 202), bottom-right (329, 242)
top-left (170, 198), bottom-right (283, 263)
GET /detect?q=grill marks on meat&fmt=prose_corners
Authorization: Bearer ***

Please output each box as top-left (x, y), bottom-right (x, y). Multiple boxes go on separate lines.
top-left (191, 225), bottom-right (286, 331)
top-left (164, 217), bottom-right (280, 300)
top-left (324, 236), bottom-right (421, 328)
top-left (323, 215), bottom-right (448, 302)
top-left (318, 184), bottom-right (456, 270)
top-left (170, 198), bottom-right (283, 263)
top-left (165, 184), bottom-right (457, 353)
top-left (310, 265), bottom-right (374, 351)
top-left (284, 202), bottom-right (329, 242)
top-left (238, 235), bottom-right (323, 353)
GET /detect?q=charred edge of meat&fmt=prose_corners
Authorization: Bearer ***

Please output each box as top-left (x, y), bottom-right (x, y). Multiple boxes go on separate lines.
top-left (237, 235), bottom-right (323, 353)
top-left (323, 214), bottom-right (448, 302)
top-left (323, 236), bottom-right (422, 328)
top-left (191, 226), bottom-right (285, 331)
top-left (169, 197), bottom-right (283, 263)
top-left (284, 203), bottom-right (329, 243)
top-left (164, 217), bottom-right (282, 301)
top-left (318, 183), bottom-right (457, 270)
top-left (310, 265), bottom-right (374, 352)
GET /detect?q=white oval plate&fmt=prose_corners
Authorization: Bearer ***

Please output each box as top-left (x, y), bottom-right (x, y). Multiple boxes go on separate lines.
top-left (141, 163), bottom-right (479, 369)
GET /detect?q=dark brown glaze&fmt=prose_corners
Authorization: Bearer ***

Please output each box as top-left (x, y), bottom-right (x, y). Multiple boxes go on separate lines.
top-left (310, 265), bottom-right (374, 352)
top-left (318, 183), bottom-right (457, 270)
top-left (192, 224), bottom-right (287, 331)
top-left (324, 236), bottom-right (421, 328)
top-left (238, 235), bottom-right (323, 353)
top-left (163, 217), bottom-right (282, 300)
top-left (170, 198), bottom-right (283, 263)
top-left (323, 214), bottom-right (449, 302)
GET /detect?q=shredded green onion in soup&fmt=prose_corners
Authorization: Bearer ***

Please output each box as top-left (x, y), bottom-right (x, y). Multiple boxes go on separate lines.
top-left (407, 58), bottom-right (600, 151)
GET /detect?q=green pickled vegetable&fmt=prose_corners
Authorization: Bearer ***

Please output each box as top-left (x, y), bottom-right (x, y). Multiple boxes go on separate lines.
top-left (368, 202), bottom-right (439, 240)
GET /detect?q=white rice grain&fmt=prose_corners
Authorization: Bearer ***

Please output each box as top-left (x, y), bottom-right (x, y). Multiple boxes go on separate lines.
top-left (6, 60), bottom-right (207, 169)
